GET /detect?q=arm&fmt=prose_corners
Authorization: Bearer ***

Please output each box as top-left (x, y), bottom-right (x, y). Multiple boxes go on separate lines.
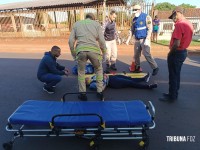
top-left (56, 63), bottom-right (69, 75)
top-left (153, 20), bottom-right (156, 26)
top-left (56, 63), bottom-right (65, 71)
top-left (101, 21), bottom-right (107, 34)
top-left (131, 19), bottom-right (135, 36)
top-left (146, 15), bottom-right (152, 39)
top-left (114, 23), bottom-right (119, 40)
top-left (170, 39), bottom-right (180, 53)
top-left (44, 58), bottom-right (65, 75)
top-left (68, 24), bottom-right (76, 59)
top-left (158, 20), bottom-right (160, 26)
top-left (97, 23), bottom-right (107, 54)
top-left (170, 24), bottom-right (182, 52)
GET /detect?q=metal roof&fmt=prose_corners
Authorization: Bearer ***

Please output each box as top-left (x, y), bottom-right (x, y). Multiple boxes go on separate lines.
top-left (0, 0), bottom-right (97, 11)
top-left (158, 8), bottom-right (200, 19)
top-left (0, 0), bottom-right (125, 11)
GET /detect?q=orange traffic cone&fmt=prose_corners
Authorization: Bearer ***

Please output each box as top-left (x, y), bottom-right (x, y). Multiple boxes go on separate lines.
top-left (129, 61), bottom-right (136, 72)
top-left (129, 61), bottom-right (142, 72)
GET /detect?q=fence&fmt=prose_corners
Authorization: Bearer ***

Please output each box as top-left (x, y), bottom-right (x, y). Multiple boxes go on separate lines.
top-left (0, 2), bottom-right (153, 38)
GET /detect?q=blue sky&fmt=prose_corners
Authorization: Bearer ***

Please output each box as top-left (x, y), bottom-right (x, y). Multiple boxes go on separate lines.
top-left (0, 0), bottom-right (200, 8)
top-left (0, 0), bottom-right (30, 5)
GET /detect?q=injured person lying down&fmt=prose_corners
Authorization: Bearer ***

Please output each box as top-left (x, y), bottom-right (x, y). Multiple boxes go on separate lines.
top-left (86, 73), bottom-right (157, 91)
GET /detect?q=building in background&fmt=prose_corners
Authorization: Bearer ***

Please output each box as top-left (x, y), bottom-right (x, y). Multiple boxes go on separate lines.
top-left (155, 8), bottom-right (200, 40)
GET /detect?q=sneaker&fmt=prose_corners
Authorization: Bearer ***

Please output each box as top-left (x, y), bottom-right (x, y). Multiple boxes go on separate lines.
top-left (145, 72), bottom-right (151, 82)
top-left (44, 83), bottom-right (56, 88)
top-left (105, 64), bottom-right (111, 73)
top-left (78, 93), bottom-right (87, 101)
top-left (159, 96), bottom-right (177, 102)
top-left (106, 64), bottom-right (110, 69)
top-left (105, 68), bottom-right (111, 74)
top-left (110, 64), bottom-right (117, 71)
top-left (162, 93), bottom-right (178, 99)
top-left (97, 92), bottom-right (104, 101)
top-left (163, 93), bottom-right (171, 98)
top-left (43, 86), bottom-right (55, 94)
top-left (152, 67), bottom-right (159, 76)
top-left (149, 83), bottom-right (158, 89)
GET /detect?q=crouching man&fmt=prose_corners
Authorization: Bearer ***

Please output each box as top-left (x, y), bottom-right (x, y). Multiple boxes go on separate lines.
top-left (37, 46), bottom-right (69, 94)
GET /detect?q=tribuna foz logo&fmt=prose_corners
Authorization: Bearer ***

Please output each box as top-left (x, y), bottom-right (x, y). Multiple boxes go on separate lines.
top-left (166, 136), bottom-right (195, 142)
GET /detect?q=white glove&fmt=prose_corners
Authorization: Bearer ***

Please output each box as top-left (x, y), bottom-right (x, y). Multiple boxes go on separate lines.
top-left (144, 39), bottom-right (150, 46)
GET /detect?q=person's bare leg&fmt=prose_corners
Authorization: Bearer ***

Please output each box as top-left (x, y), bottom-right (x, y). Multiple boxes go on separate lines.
top-left (156, 33), bottom-right (158, 43)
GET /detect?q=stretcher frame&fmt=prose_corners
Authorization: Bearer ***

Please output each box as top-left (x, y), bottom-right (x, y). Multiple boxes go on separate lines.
top-left (3, 92), bottom-right (156, 150)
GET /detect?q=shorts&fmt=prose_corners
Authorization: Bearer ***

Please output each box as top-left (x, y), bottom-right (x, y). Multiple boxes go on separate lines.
top-left (153, 30), bottom-right (158, 33)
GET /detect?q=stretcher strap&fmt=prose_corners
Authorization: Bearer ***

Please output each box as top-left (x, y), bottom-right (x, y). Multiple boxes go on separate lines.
top-left (50, 113), bottom-right (104, 128)
top-left (62, 92), bottom-right (97, 102)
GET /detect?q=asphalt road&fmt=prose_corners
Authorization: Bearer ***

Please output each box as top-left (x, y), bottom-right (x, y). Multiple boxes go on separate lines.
top-left (0, 52), bottom-right (200, 150)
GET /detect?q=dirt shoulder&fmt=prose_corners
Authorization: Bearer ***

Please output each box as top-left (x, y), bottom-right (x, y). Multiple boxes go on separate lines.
top-left (0, 38), bottom-right (199, 57)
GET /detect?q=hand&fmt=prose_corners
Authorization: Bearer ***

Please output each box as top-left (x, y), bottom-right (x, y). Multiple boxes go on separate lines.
top-left (72, 55), bottom-right (76, 60)
top-left (144, 38), bottom-right (150, 46)
top-left (64, 70), bottom-right (69, 76)
top-left (168, 49), bottom-right (176, 56)
top-left (64, 68), bottom-right (69, 72)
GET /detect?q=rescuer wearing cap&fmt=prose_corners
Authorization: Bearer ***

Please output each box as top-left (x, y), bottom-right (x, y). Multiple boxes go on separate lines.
top-left (130, 4), bottom-right (159, 76)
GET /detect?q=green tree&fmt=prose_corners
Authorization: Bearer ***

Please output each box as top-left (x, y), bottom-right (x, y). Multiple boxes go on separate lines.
top-left (178, 3), bottom-right (196, 8)
top-left (154, 2), bottom-right (176, 11)
top-left (154, 2), bottom-right (196, 11)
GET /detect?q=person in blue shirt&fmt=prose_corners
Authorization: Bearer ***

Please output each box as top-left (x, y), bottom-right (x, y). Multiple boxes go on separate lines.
top-left (37, 46), bottom-right (69, 94)
top-left (131, 4), bottom-right (159, 76)
top-left (86, 73), bottom-right (157, 92)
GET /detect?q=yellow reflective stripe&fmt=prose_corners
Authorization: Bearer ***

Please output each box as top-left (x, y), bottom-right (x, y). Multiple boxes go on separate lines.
top-left (96, 75), bottom-right (103, 81)
top-left (98, 55), bottom-right (103, 60)
top-left (80, 20), bottom-right (92, 24)
top-left (78, 76), bottom-right (85, 81)
top-left (102, 49), bottom-right (107, 53)
top-left (71, 50), bottom-right (76, 55)
top-left (76, 46), bottom-right (100, 54)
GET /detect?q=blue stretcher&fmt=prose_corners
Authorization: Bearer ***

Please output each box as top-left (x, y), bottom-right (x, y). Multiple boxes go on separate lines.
top-left (3, 93), bottom-right (155, 150)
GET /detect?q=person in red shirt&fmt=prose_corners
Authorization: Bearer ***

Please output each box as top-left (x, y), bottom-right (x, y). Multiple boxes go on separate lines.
top-left (159, 7), bottom-right (193, 102)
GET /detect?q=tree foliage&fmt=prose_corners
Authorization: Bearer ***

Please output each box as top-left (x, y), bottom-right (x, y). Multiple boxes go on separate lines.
top-left (154, 2), bottom-right (196, 11)
top-left (154, 2), bottom-right (176, 11)
top-left (178, 3), bottom-right (196, 8)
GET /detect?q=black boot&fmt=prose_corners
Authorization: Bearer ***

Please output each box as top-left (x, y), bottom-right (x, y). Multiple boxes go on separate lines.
top-left (78, 93), bottom-right (88, 101)
top-left (110, 64), bottom-right (117, 71)
top-left (105, 64), bottom-right (110, 73)
top-left (97, 92), bottom-right (104, 101)
top-left (152, 67), bottom-right (159, 76)
top-left (149, 83), bottom-right (158, 89)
